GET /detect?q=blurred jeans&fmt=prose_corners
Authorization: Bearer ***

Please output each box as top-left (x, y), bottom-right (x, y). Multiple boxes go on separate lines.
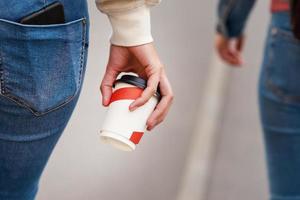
top-left (0, 0), bottom-right (89, 199)
top-left (259, 12), bottom-right (300, 200)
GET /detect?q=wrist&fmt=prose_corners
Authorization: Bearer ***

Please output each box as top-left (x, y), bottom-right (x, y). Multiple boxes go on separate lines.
top-left (107, 5), bottom-right (153, 47)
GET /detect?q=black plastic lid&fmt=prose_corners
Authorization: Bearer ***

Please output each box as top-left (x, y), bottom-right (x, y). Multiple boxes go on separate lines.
top-left (114, 74), bottom-right (161, 100)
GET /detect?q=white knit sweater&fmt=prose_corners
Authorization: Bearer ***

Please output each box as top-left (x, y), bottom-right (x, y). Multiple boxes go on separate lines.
top-left (95, 0), bottom-right (161, 46)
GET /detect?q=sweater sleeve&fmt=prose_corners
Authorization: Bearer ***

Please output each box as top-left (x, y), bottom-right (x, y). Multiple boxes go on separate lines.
top-left (95, 0), bottom-right (161, 46)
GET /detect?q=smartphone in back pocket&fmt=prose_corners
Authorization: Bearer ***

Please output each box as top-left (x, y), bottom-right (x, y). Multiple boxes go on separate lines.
top-left (19, 1), bottom-right (65, 25)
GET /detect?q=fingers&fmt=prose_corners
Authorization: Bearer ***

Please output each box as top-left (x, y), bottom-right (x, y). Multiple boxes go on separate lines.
top-left (219, 48), bottom-right (242, 66)
top-left (128, 43), bottom-right (163, 111)
top-left (215, 34), bottom-right (244, 66)
top-left (100, 66), bottom-right (119, 106)
top-left (236, 35), bottom-right (245, 52)
top-left (146, 70), bottom-right (174, 131)
top-left (129, 65), bottom-right (161, 111)
top-left (101, 43), bottom-right (173, 131)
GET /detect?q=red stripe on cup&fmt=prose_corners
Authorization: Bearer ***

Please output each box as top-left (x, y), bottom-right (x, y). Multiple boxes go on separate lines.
top-left (130, 131), bottom-right (144, 144)
top-left (109, 87), bottom-right (143, 105)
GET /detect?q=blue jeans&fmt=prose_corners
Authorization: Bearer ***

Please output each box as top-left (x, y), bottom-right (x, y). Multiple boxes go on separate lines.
top-left (259, 12), bottom-right (300, 200)
top-left (0, 0), bottom-right (89, 199)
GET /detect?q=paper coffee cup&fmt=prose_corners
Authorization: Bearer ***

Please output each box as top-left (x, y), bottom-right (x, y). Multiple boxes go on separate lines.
top-left (100, 74), bottom-right (161, 151)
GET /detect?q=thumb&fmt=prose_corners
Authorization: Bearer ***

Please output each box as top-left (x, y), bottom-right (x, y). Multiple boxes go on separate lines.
top-left (232, 36), bottom-right (245, 66)
top-left (100, 66), bottom-right (119, 106)
top-left (236, 35), bottom-right (245, 52)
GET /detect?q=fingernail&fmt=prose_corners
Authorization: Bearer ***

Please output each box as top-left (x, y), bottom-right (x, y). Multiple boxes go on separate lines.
top-left (146, 121), bottom-right (154, 131)
top-left (102, 99), bottom-right (107, 106)
top-left (102, 98), bottom-right (109, 106)
top-left (129, 105), bottom-right (136, 111)
top-left (129, 102), bottom-right (137, 111)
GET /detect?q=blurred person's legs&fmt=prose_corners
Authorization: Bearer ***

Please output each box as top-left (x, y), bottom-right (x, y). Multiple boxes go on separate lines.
top-left (0, 0), bottom-right (89, 199)
top-left (259, 12), bottom-right (300, 200)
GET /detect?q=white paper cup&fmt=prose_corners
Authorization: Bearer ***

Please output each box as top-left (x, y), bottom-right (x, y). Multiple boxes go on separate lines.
top-left (100, 74), bottom-right (160, 151)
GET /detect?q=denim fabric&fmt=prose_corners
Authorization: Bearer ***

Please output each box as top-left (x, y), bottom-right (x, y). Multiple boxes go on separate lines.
top-left (259, 12), bottom-right (300, 200)
top-left (217, 0), bottom-right (256, 38)
top-left (0, 0), bottom-right (90, 199)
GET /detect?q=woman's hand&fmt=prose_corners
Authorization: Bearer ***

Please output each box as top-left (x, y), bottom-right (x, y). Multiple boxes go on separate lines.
top-left (100, 43), bottom-right (174, 131)
top-left (215, 33), bottom-right (245, 66)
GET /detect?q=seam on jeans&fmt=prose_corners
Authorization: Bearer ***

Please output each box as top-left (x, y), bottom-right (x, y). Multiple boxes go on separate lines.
top-left (0, 43), bottom-right (9, 96)
top-left (0, 33), bottom-right (35, 112)
top-left (0, 51), bottom-right (4, 95)
top-left (77, 17), bottom-right (87, 93)
top-left (0, 18), bottom-right (87, 117)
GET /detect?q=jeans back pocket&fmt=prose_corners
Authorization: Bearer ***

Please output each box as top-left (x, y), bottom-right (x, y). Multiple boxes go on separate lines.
top-left (266, 26), bottom-right (300, 104)
top-left (0, 17), bottom-right (87, 116)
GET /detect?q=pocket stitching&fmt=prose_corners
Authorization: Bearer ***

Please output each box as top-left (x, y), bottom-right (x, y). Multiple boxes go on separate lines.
top-left (77, 17), bottom-right (87, 96)
top-left (272, 27), bottom-right (300, 44)
top-left (0, 17), bottom-right (87, 116)
top-left (265, 27), bottom-right (300, 104)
